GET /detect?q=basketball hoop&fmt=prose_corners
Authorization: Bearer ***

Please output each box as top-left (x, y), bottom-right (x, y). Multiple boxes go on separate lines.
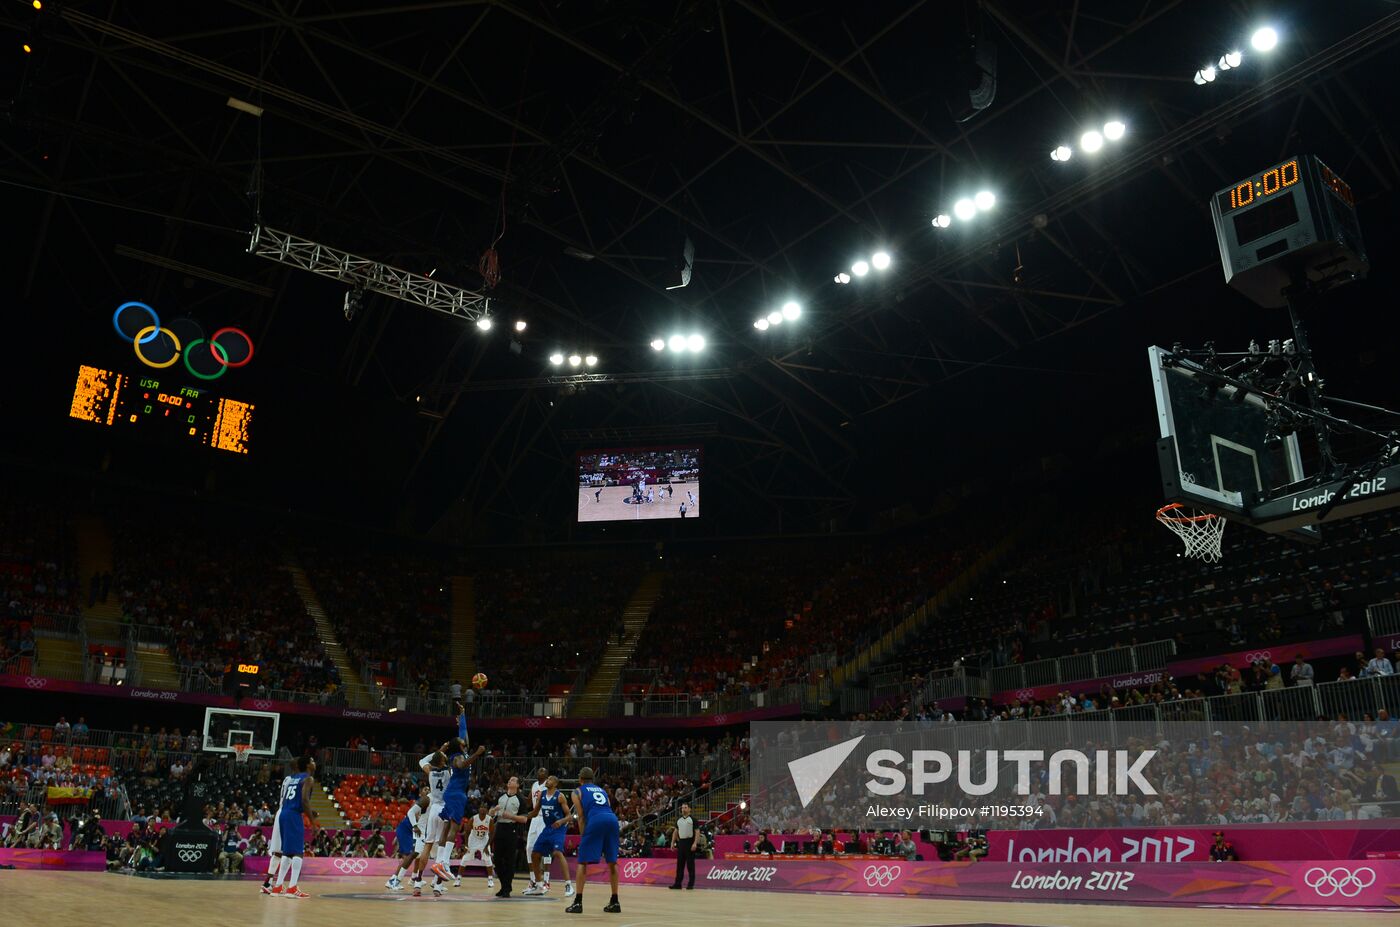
top-left (233, 744), bottom-right (252, 765)
top-left (1156, 503), bottom-right (1226, 562)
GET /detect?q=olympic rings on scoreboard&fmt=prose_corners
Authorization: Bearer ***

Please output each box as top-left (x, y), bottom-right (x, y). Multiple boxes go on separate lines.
top-left (112, 301), bottom-right (254, 375)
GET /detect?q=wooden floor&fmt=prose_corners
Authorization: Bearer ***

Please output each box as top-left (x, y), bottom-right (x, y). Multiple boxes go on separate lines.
top-left (6, 872), bottom-right (1392, 927)
top-left (577, 485), bottom-right (697, 522)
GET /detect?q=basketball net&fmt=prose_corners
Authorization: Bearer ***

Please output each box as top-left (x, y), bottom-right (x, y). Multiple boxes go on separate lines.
top-left (1156, 503), bottom-right (1226, 562)
top-left (233, 744), bottom-right (252, 764)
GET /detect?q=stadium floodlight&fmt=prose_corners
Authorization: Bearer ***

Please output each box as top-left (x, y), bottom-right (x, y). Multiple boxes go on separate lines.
top-left (668, 334), bottom-right (687, 352)
top-left (834, 271), bottom-right (851, 284)
top-left (584, 354), bottom-right (598, 367)
top-left (851, 260), bottom-right (870, 277)
top-left (932, 213), bottom-right (952, 228)
top-left (973, 191), bottom-right (995, 211)
top-left (1251, 26), bottom-right (1278, 52)
top-left (1194, 64), bottom-right (1217, 85)
top-left (514, 320), bottom-right (527, 332)
top-left (870, 251), bottom-right (891, 270)
top-left (754, 318), bottom-right (770, 331)
top-left (953, 198), bottom-right (977, 221)
top-left (1051, 145), bottom-right (1072, 162)
top-left (549, 352), bottom-right (564, 365)
top-left (475, 316), bottom-right (493, 331)
top-left (568, 354), bottom-right (582, 367)
top-left (1103, 120), bottom-right (1126, 141)
top-left (1080, 130), bottom-right (1104, 153)
top-left (781, 301), bottom-right (801, 321)
top-left (651, 338), bottom-right (666, 351)
top-left (686, 334), bottom-right (705, 352)
top-left (766, 310), bottom-right (784, 325)
top-left (1223, 50), bottom-right (1243, 69)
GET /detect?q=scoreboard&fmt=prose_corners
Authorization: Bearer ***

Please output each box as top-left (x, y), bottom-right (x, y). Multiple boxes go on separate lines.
top-left (68, 364), bottom-right (253, 454)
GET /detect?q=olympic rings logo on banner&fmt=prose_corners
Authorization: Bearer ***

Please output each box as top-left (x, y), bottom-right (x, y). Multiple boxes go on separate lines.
top-left (622, 861), bottom-right (649, 879)
top-left (862, 864), bottom-right (901, 887)
top-left (1303, 866), bottom-right (1375, 898)
top-left (25, 677), bottom-right (48, 688)
top-left (177, 849), bottom-right (204, 863)
top-left (333, 858), bottom-right (370, 874)
top-left (523, 718), bottom-right (542, 728)
top-left (1244, 650), bottom-right (1273, 664)
top-left (112, 301), bottom-right (254, 380)
top-left (250, 700), bottom-right (273, 711)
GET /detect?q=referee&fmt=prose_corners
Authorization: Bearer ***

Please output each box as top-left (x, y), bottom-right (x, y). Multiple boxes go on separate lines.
top-left (668, 803), bottom-right (696, 889)
top-left (493, 776), bottom-right (529, 897)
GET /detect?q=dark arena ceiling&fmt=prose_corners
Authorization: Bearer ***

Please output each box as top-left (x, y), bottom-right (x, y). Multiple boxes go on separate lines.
top-left (5, 1), bottom-right (1400, 541)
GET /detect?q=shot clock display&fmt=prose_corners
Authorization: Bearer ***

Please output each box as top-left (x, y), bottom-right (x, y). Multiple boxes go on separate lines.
top-left (1210, 154), bottom-right (1367, 307)
top-left (69, 364), bottom-right (253, 454)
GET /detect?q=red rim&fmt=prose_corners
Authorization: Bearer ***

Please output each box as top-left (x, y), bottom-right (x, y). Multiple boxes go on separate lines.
top-left (1155, 503), bottom-right (1219, 523)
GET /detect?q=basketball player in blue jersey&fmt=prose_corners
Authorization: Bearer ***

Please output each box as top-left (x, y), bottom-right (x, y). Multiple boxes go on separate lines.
top-left (414, 703), bottom-right (482, 896)
top-left (565, 767), bottom-right (620, 913)
top-left (523, 775), bottom-right (574, 895)
top-left (386, 789), bottom-right (431, 891)
top-left (437, 715), bottom-right (484, 887)
top-left (271, 755), bottom-right (317, 899)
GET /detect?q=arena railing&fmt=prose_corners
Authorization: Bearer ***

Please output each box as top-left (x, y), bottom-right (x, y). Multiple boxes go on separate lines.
top-left (1367, 598), bottom-right (1400, 639)
top-left (984, 638), bottom-right (1178, 693)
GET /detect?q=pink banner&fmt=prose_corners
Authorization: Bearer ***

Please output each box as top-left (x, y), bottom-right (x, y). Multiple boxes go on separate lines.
top-left (585, 857), bottom-right (1400, 907)
top-left (992, 634), bottom-right (1364, 704)
top-left (988, 825), bottom-right (1400, 863)
top-left (0, 848), bottom-right (107, 870)
top-left (0, 673), bottom-right (798, 730)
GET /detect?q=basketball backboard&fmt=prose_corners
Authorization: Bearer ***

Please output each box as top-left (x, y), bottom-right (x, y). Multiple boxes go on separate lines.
top-left (202, 707), bottom-right (279, 756)
top-left (1149, 345), bottom-right (1319, 541)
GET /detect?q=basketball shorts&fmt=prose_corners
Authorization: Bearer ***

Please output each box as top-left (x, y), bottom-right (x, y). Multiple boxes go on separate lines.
top-left (268, 817), bottom-right (282, 854)
top-left (576, 815), bottom-right (619, 864)
top-left (425, 803), bottom-right (447, 844)
top-left (276, 809), bottom-right (305, 856)
top-left (441, 791), bottom-right (468, 823)
top-left (526, 816), bottom-right (544, 849)
top-left (465, 842), bottom-right (493, 866)
top-left (532, 823), bottom-right (566, 857)
top-left (395, 819), bottom-right (416, 856)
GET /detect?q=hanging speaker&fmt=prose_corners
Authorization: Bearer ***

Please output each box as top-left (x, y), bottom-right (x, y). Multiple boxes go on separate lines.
top-left (947, 37), bottom-right (996, 123)
top-left (665, 236), bottom-right (694, 290)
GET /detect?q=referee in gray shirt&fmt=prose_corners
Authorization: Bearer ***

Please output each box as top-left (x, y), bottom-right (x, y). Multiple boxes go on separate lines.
top-left (668, 803), bottom-right (696, 889)
top-left (493, 776), bottom-right (529, 897)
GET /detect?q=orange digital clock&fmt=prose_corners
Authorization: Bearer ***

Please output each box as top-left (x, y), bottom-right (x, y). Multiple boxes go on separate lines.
top-left (1222, 158), bottom-right (1300, 210)
top-left (236, 663), bottom-right (260, 674)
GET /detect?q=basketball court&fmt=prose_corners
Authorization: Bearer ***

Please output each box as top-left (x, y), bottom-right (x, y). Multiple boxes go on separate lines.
top-left (9, 871), bottom-right (1391, 927)
top-left (577, 484), bottom-right (698, 522)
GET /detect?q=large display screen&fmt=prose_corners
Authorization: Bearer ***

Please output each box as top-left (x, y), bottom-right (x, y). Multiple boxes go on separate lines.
top-left (577, 446), bottom-right (701, 522)
top-left (68, 364), bottom-right (254, 454)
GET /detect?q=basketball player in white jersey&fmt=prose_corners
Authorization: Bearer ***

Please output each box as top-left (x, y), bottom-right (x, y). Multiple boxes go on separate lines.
top-left (413, 745), bottom-right (453, 896)
top-left (463, 799), bottom-right (496, 889)
top-left (259, 767), bottom-right (289, 894)
top-left (526, 767), bottom-right (549, 892)
top-left (687, 490), bottom-right (696, 508)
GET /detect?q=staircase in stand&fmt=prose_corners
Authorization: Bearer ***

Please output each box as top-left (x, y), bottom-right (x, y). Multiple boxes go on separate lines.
top-left (449, 576), bottom-right (477, 685)
top-left (75, 516), bottom-right (123, 641)
top-left (568, 572), bottom-right (664, 717)
top-left (282, 556), bottom-right (375, 710)
top-left (311, 782), bottom-right (348, 827)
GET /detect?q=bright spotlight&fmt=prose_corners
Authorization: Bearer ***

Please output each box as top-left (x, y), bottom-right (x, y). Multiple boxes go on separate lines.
top-left (973, 191), bottom-right (995, 211)
top-left (953, 198), bottom-right (977, 221)
top-left (686, 334), bottom-right (705, 352)
top-left (668, 334), bottom-right (687, 352)
top-left (1080, 130), bottom-right (1104, 153)
top-left (781, 301), bottom-right (801, 320)
top-left (1197, 64), bottom-right (1217, 84)
top-left (851, 260), bottom-right (870, 277)
top-left (1251, 26), bottom-right (1278, 52)
top-left (475, 316), bottom-right (493, 331)
top-left (754, 318), bottom-right (770, 331)
top-left (568, 354), bottom-right (582, 367)
top-left (870, 251), bottom-right (891, 270)
top-left (514, 320), bottom-right (527, 332)
top-left (834, 272), bottom-right (851, 284)
top-left (766, 310), bottom-right (784, 326)
top-left (585, 354), bottom-right (598, 367)
top-left (651, 338), bottom-right (665, 351)
top-left (549, 353), bottom-right (564, 365)
top-left (1223, 50), bottom-right (1242, 69)
top-left (1051, 145), bottom-right (1072, 162)
top-left (1103, 120), bottom-right (1125, 141)
top-left (932, 214), bottom-right (952, 228)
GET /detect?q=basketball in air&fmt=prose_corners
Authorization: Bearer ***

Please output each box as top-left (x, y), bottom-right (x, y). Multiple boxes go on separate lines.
top-left (471, 672), bottom-right (488, 689)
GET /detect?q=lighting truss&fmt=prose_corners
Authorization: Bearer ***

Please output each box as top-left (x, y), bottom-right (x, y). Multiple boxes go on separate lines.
top-left (247, 226), bottom-right (490, 320)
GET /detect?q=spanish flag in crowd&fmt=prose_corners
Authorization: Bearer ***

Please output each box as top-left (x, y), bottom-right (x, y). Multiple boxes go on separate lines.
top-left (46, 785), bottom-right (93, 805)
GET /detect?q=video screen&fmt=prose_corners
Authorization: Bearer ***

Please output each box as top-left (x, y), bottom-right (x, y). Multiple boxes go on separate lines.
top-left (577, 446), bottom-right (701, 522)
